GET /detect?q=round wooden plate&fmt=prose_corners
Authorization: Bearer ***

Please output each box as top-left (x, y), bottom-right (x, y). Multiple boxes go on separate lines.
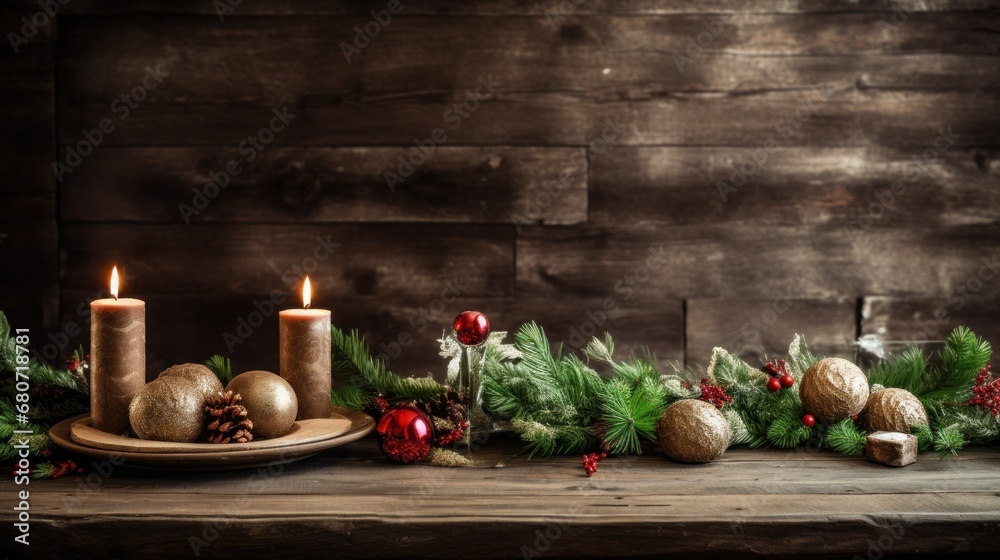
top-left (49, 407), bottom-right (375, 471)
top-left (70, 414), bottom-right (353, 453)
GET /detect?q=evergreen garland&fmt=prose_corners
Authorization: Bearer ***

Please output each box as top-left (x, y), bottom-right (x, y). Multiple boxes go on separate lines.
top-left (0, 312), bottom-right (89, 477)
top-left (329, 318), bottom-right (1000, 462)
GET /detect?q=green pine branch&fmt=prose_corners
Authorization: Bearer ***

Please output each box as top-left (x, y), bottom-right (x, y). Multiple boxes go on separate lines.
top-left (205, 355), bottom-right (233, 385)
top-left (921, 327), bottom-right (991, 414)
top-left (331, 327), bottom-right (446, 404)
top-left (867, 346), bottom-right (929, 394)
top-left (824, 419), bottom-right (867, 456)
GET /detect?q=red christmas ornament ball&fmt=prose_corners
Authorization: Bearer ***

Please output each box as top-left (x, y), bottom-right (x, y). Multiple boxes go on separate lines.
top-left (802, 414), bottom-right (816, 428)
top-left (766, 377), bottom-right (782, 392)
top-left (453, 310), bottom-right (490, 346)
top-left (376, 405), bottom-right (434, 464)
top-left (779, 374), bottom-right (795, 388)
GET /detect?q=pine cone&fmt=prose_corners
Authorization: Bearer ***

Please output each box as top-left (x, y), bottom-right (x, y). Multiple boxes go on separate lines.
top-left (423, 390), bottom-right (468, 426)
top-left (204, 391), bottom-right (254, 444)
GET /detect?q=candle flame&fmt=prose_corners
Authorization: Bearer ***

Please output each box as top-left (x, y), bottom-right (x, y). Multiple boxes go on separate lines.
top-left (302, 276), bottom-right (311, 309)
top-left (110, 266), bottom-right (120, 300)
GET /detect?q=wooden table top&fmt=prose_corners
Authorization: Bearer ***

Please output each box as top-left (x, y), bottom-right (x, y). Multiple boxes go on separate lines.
top-left (11, 434), bottom-right (1000, 559)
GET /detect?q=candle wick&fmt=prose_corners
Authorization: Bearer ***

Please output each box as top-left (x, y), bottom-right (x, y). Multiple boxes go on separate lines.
top-left (113, 294), bottom-right (118, 301)
top-left (304, 303), bottom-right (310, 310)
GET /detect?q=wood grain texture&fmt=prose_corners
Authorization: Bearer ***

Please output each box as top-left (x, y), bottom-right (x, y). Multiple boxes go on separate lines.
top-left (861, 295), bottom-right (1000, 345)
top-left (60, 224), bottom-right (514, 298)
top-left (56, 14), bottom-right (1000, 146)
top-left (59, 0), bottom-right (1000, 16)
top-left (686, 298), bottom-right (857, 368)
top-left (517, 225), bottom-right (1000, 300)
top-left (60, 146), bottom-right (586, 225)
top-left (590, 147), bottom-right (1000, 227)
top-left (13, 439), bottom-right (1000, 559)
top-left (0, 1), bottom-right (58, 332)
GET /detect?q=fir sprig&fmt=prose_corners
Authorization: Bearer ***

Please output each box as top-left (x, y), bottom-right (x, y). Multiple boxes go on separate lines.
top-left (205, 355), bottom-right (233, 385)
top-left (825, 419), bottom-right (867, 456)
top-left (331, 327), bottom-right (446, 402)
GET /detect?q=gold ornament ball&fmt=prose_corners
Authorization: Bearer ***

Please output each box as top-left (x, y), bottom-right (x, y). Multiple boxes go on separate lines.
top-left (158, 363), bottom-right (223, 403)
top-left (799, 357), bottom-right (870, 422)
top-left (657, 399), bottom-right (731, 463)
top-left (863, 388), bottom-right (928, 433)
top-left (226, 370), bottom-right (298, 439)
top-left (128, 377), bottom-right (205, 442)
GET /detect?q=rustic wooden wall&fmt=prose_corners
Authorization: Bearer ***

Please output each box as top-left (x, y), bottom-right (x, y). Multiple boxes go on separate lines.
top-left (1, 0), bottom-right (998, 379)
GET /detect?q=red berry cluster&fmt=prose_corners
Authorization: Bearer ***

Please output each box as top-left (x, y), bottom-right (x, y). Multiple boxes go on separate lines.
top-left (762, 359), bottom-right (795, 392)
top-left (582, 452), bottom-right (607, 477)
top-left (968, 364), bottom-right (1000, 415)
top-left (49, 460), bottom-right (84, 479)
top-left (437, 421), bottom-right (469, 446)
top-left (699, 378), bottom-right (733, 409)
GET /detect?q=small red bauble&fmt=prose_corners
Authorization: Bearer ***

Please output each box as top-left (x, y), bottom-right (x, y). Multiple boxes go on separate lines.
top-left (779, 374), bottom-right (795, 388)
top-left (802, 414), bottom-right (816, 427)
top-left (766, 378), bottom-right (782, 392)
top-left (453, 310), bottom-right (490, 346)
top-left (376, 405), bottom-right (434, 464)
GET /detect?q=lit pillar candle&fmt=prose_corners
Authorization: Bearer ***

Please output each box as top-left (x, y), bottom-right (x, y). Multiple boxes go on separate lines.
top-left (90, 266), bottom-right (146, 434)
top-left (280, 277), bottom-right (332, 420)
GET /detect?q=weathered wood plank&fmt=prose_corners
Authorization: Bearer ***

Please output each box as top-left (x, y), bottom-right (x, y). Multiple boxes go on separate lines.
top-left (15, 437), bottom-right (1000, 558)
top-left (58, 292), bottom-right (682, 382)
top-left (861, 295), bottom-right (1000, 346)
top-left (590, 147), bottom-right (1000, 228)
top-left (0, 1), bottom-right (57, 333)
top-left (0, 222), bottom-right (59, 329)
top-left (60, 224), bottom-right (514, 298)
top-left (60, 0), bottom-right (1000, 15)
top-left (60, 147), bottom-right (586, 225)
top-left (517, 225), bottom-right (1000, 301)
top-left (686, 298), bottom-right (857, 368)
top-left (56, 16), bottom-right (1000, 146)
top-left (22, 439), bottom-right (1000, 496)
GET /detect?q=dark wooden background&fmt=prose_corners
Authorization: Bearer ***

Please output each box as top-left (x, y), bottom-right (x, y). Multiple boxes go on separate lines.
top-left (1, 0), bottom-right (998, 380)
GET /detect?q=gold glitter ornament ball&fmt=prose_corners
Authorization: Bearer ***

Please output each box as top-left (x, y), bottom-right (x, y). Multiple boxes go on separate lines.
top-left (226, 370), bottom-right (298, 439)
top-left (128, 377), bottom-right (205, 442)
top-left (657, 399), bottom-right (731, 463)
top-left (158, 363), bottom-right (223, 403)
top-left (799, 357), bottom-right (870, 422)
top-left (863, 388), bottom-right (928, 433)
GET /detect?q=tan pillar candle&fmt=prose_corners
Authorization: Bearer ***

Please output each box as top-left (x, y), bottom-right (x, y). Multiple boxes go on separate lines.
top-left (90, 266), bottom-right (146, 434)
top-left (280, 277), bottom-right (332, 420)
